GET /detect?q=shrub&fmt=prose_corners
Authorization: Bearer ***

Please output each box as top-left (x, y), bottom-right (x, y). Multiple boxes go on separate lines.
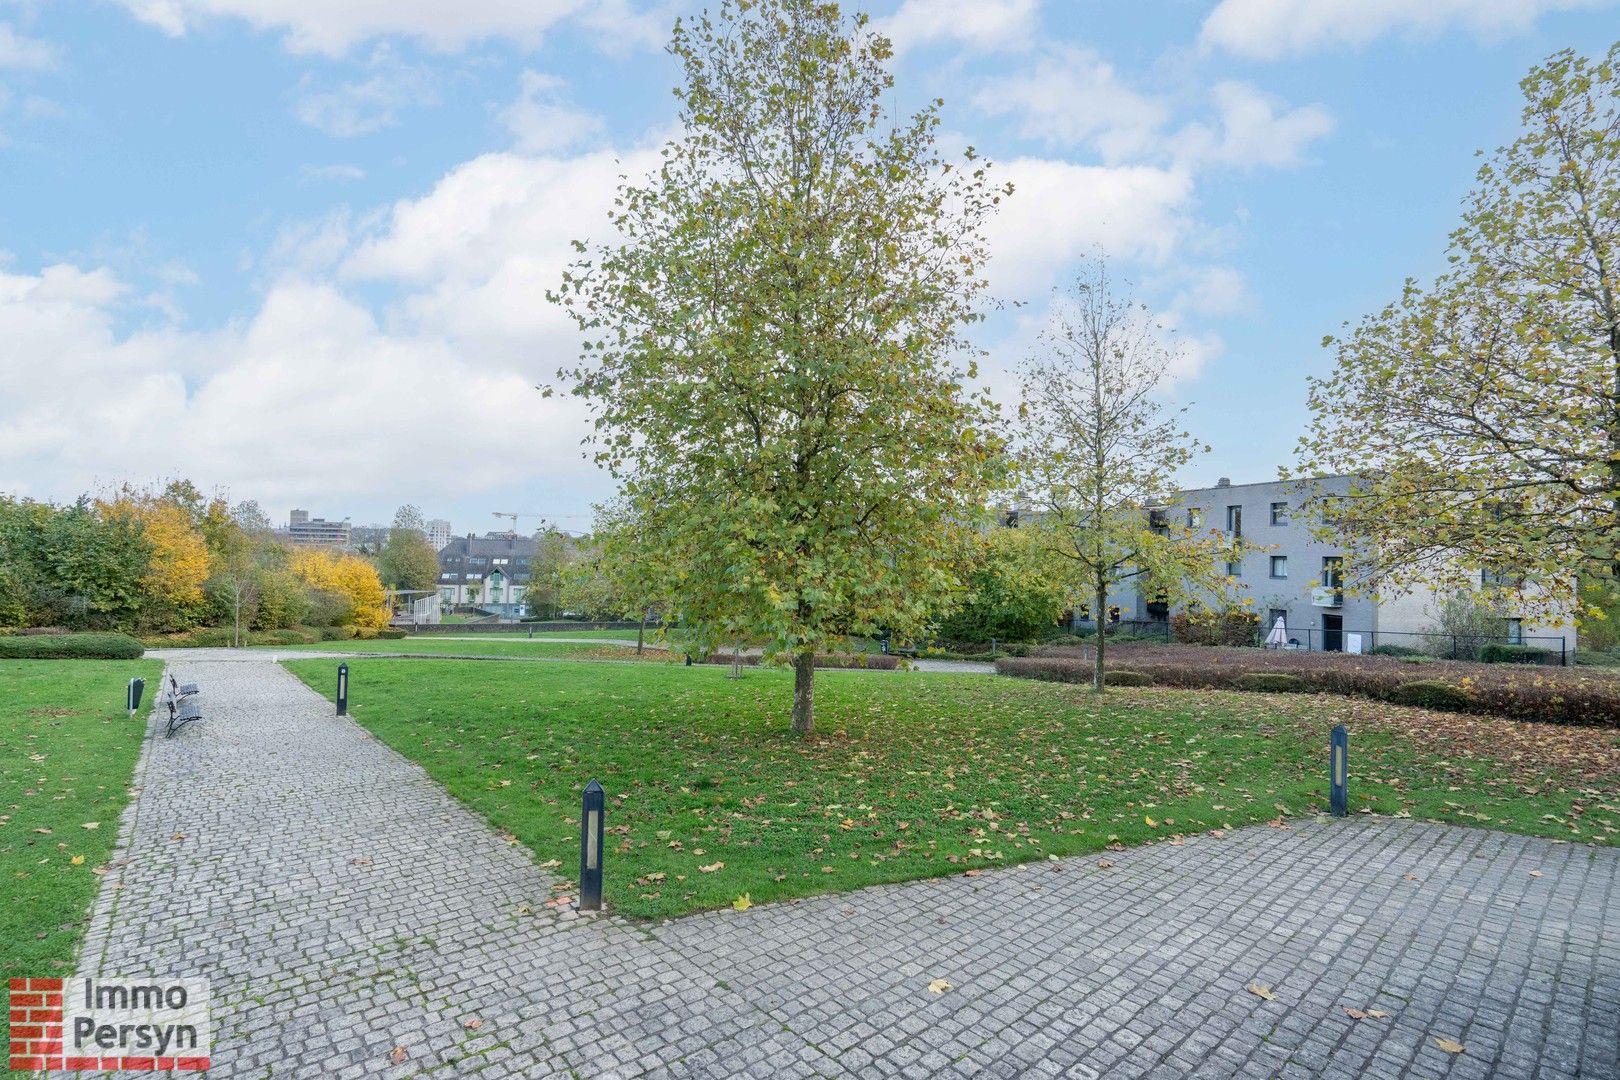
top-left (16, 626), bottom-right (70, 636)
top-left (1233, 673), bottom-right (1307, 693)
top-left (1480, 643), bottom-right (1553, 665)
top-left (1103, 670), bottom-right (1153, 686)
top-left (318, 626), bottom-right (355, 642)
top-left (1387, 680), bottom-right (1475, 711)
top-left (998, 642), bottom-right (1620, 726)
top-left (0, 632), bottom-right (145, 659)
top-left (1370, 643), bottom-right (1425, 658)
top-left (376, 628), bottom-right (408, 640)
top-left (1169, 609), bottom-right (1260, 647)
top-left (702, 652), bottom-right (901, 671)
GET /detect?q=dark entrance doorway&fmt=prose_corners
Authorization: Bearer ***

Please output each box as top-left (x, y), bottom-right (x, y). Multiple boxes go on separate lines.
top-left (1322, 613), bottom-right (1343, 652)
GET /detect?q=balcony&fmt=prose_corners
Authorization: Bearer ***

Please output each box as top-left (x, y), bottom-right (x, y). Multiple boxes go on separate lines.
top-left (1311, 586), bottom-right (1343, 608)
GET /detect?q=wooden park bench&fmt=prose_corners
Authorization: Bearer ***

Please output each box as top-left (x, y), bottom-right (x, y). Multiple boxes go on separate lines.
top-left (164, 673), bottom-right (202, 737)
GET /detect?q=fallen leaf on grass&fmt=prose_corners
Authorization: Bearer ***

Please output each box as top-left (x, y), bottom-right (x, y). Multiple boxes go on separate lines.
top-left (731, 894), bottom-right (752, 912)
top-left (1435, 1038), bottom-right (1465, 1054)
top-left (926, 979), bottom-right (952, 994)
top-left (1144, 816), bottom-right (1158, 828)
top-left (539, 859), bottom-right (561, 869)
top-left (1247, 983), bottom-right (1277, 1001)
top-left (81, 822), bottom-right (99, 830)
top-left (388, 1046), bottom-right (408, 1065)
top-left (70, 855), bottom-right (85, 865)
top-left (698, 861), bottom-right (725, 873)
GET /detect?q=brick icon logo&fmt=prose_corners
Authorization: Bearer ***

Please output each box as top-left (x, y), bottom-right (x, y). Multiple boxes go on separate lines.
top-left (10, 977), bottom-right (211, 1072)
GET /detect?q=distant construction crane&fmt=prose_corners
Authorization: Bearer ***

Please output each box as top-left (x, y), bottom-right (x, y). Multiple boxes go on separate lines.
top-left (492, 512), bottom-right (544, 538)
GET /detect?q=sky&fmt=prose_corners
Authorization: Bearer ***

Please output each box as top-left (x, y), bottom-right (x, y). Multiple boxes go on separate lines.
top-left (1, 0), bottom-right (1616, 536)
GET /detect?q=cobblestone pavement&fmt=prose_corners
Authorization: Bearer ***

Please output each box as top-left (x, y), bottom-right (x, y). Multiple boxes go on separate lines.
top-left (75, 655), bottom-right (1618, 1079)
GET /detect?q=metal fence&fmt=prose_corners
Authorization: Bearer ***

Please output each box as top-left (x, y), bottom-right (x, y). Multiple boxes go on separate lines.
top-left (1087, 619), bottom-right (1569, 666)
top-left (1260, 626), bottom-right (1569, 666)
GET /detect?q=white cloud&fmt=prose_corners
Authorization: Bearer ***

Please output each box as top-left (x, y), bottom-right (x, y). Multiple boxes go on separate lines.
top-left (0, 23), bottom-right (57, 70)
top-left (499, 71), bottom-right (605, 154)
top-left (1200, 0), bottom-right (1615, 60)
top-left (876, 0), bottom-right (1038, 55)
top-left (1170, 81), bottom-right (1333, 169)
top-left (294, 50), bottom-right (436, 137)
top-left (0, 263), bottom-right (604, 509)
top-left (973, 47), bottom-right (1170, 162)
top-left (341, 144), bottom-right (660, 361)
top-left (108, 0), bottom-right (663, 56)
top-left (983, 158), bottom-right (1197, 297)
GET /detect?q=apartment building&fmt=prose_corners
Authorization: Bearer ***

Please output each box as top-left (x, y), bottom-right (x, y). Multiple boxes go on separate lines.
top-left (1105, 476), bottom-right (1575, 657)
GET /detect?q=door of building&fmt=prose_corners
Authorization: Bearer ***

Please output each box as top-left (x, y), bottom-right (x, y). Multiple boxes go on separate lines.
top-left (1322, 613), bottom-right (1343, 652)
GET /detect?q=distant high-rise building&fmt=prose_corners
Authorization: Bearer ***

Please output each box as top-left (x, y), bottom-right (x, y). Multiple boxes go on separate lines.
top-left (287, 512), bottom-right (351, 546)
top-left (426, 518), bottom-right (452, 551)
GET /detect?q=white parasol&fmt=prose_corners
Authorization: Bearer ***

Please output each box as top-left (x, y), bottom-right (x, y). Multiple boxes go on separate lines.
top-left (1264, 615), bottom-right (1287, 648)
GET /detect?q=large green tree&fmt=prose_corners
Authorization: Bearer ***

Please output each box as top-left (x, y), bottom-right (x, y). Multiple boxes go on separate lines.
top-left (378, 504), bottom-right (440, 591)
top-left (1298, 44), bottom-right (1619, 621)
top-left (1016, 260), bottom-right (1237, 692)
top-left (555, 0), bottom-right (1007, 733)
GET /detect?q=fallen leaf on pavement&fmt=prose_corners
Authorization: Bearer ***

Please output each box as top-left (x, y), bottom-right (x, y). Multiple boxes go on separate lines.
top-left (351, 857), bottom-right (373, 866)
top-left (927, 979), bottom-right (952, 994)
top-left (1096, 859), bottom-right (1114, 869)
top-left (1342, 1007), bottom-right (1366, 1020)
top-left (732, 894), bottom-right (752, 912)
top-left (388, 1046), bottom-right (408, 1065)
top-left (1528, 870), bottom-right (1544, 878)
top-left (171, 832), bottom-right (187, 841)
top-left (1367, 1009), bottom-right (1391, 1019)
top-left (1435, 1038), bottom-right (1465, 1054)
top-left (463, 1019), bottom-right (483, 1031)
top-left (1247, 983), bottom-right (1277, 1001)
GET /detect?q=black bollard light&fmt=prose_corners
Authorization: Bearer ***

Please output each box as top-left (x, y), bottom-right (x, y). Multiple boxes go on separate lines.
top-left (685, 654), bottom-right (693, 667)
top-left (337, 663), bottom-right (349, 717)
top-left (1329, 724), bottom-right (1348, 817)
top-left (127, 677), bottom-right (145, 719)
top-left (579, 779), bottom-right (605, 912)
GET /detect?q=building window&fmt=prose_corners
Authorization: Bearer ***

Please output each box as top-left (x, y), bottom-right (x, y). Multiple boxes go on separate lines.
top-left (1187, 507), bottom-right (1203, 529)
top-left (1226, 505), bottom-right (1242, 538)
top-left (1226, 557), bottom-right (1243, 577)
top-left (1270, 555), bottom-right (1288, 578)
top-left (1506, 618), bottom-right (1524, 644)
top-left (1321, 556), bottom-right (1344, 590)
top-left (1270, 501), bottom-right (1287, 525)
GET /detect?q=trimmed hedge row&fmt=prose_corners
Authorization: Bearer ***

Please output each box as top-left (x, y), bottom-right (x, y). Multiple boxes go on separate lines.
top-left (703, 652), bottom-right (901, 671)
top-left (997, 647), bottom-right (1620, 727)
top-left (0, 632), bottom-right (145, 659)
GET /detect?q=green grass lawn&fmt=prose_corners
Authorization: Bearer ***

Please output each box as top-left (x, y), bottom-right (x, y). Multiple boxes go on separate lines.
top-left (1, 660), bottom-right (161, 1005)
top-left (284, 658), bottom-right (1620, 920)
top-left (273, 638), bottom-right (653, 660)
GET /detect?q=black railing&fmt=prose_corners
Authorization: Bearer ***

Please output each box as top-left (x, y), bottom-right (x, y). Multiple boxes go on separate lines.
top-left (1257, 626), bottom-right (1568, 666)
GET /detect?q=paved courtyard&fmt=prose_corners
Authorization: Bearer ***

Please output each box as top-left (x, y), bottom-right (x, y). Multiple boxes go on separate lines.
top-left (73, 653), bottom-right (1618, 1078)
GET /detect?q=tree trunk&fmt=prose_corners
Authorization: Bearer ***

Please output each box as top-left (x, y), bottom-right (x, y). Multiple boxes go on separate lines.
top-left (636, 609), bottom-right (648, 656)
top-left (791, 652), bottom-right (815, 734)
top-left (1093, 581), bottom-right (1108, 693)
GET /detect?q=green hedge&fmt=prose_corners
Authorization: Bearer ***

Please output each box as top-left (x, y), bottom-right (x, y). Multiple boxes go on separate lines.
top-left (1102, 670), bottom-right (1153, 686)
top-left (1480, 643), bottom-right (1553, 665)
top-left (1233, 672), bottom-right (1307, 693)
top-left (0, 632), bottom-right (145, 659)
top-left (1387, 680), bottom-right (1476, 711)
top-left (376, 629), bottom-right (407, 640)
